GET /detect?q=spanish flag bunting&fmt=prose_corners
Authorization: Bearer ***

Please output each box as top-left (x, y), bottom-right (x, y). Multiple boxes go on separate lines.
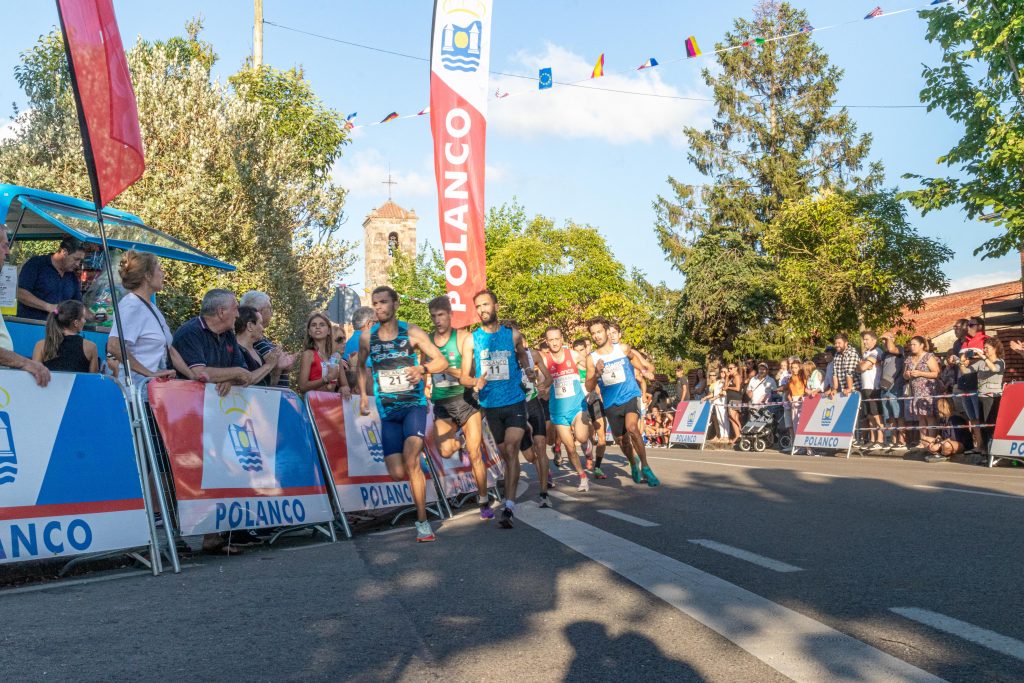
top-left (591, 53), bottom-right (605, 78)
top-left (685, 36), bottom-right (701, 58)
top-left (380, 112), bottom-right (399, 123)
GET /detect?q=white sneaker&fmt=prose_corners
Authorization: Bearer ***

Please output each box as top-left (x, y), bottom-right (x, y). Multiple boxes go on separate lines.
top-left (577, 475), bottom-right (590, 492)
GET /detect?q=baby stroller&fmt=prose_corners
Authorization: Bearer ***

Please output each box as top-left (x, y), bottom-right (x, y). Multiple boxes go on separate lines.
top-left (738, 400), bottom-right (791, 453)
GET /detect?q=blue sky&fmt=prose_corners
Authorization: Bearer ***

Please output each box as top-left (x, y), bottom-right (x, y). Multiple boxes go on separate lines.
top-left (0, 1), bottom-right (1015, 296)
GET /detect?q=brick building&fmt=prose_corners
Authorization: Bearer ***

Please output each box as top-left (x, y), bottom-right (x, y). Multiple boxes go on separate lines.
top-left (362, 200), bottom-right (418, 295)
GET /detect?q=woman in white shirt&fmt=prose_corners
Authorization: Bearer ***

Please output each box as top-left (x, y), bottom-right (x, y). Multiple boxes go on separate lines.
top-left (107, 251), bottom-right (191, 384)
top-left (704, 368), bottom-right (730, 440)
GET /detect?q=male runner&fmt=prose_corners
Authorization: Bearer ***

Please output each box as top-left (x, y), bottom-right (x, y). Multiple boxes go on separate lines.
top-left (585, 317), bottom-right (660, 487)
top-left (574, 337), bottom-right (607, 475)
top-left (358, 286), bottom-right (450, 542)
top-left (543, 327), bottom-right (596, 482)
top-left (461, 291), bottom-right (541, 528)
top-left (426, 296), bottom-right (493, 519)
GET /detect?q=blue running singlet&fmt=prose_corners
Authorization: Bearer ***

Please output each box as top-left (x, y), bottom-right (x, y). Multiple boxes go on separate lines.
top-left (369, 321), bottom-right (426, 418)
top-left (472, 325), bottom-right (525, 409)
top-left (590, 343), bottom-right (642, 408)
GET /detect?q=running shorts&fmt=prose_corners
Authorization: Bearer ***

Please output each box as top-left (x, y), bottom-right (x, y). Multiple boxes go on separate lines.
top-left (604, 397), bottom-right (641, 439)
top-left (483, 402), bottom-right (528, 444)
top-left (433, 389), bottom-right (480, 427)
top-left (551, 394), bottom-right (588, 427)
top-left (519, 398), bottom-right (548, 451)
top-left (586, 392), bottom-right (605, 422)
top-left (381, 405), bottom-right (428, 456)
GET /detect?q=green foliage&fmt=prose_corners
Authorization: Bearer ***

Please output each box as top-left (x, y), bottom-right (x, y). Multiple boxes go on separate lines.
top-left (904, 1), bottom-right (1024, 258)
top-left (654, 1), bottom-right (882, 357)
top-left (0, 23), bottom-right (355, 347)
top-left (765, 190), bottom-right (953, 340)
top-left (387, 244), bottom-right (447, 330)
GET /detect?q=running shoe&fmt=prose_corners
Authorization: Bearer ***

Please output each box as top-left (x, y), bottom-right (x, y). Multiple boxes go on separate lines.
top-left (585, 457), bottom-right (594, 472)
top-left (630, 457), bottom-right (642, 483)
top-left (925, 454), bottom-right (949, 464)
top-left (480, 504), bottom-right (495, 520)
top-left (593, 466), bottom-right (608, 479)
top-left (641, 466), bottom-right (660, 487)
top-left (548, 475), bottom-right (557, 488)
top-left (415, 520), bottom-right (436, 542)
top-left (539, 494), bottom-right (551, 509)
top-left (499, 507), bottom-right (515, 529)
top-left (577, 475), bottom-right (590, 492)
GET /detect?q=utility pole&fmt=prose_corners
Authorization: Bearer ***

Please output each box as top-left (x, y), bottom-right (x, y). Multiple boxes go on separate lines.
top-left (253, 0), bottom-right (264, 67)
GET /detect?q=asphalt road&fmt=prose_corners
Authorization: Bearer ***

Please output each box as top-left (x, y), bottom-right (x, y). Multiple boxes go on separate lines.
top-left (2, 446), bottom-right (1023, 682)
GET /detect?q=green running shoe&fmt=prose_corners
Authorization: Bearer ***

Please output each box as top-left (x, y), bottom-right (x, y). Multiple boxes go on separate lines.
top-left (593, 466), bottom-right (608, 480)
top-left (630, 457), bottom-right (642, 483)
top-left (641, 466), bottom-right (660, 487)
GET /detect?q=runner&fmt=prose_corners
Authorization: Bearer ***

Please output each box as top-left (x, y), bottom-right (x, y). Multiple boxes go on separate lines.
top-left (574, 337), bottom-right (607, 476)
top-left (503, 321), bottom-right (557, 501)
top-left (536, 340), bottom-right (558, 487)
top-left (585, 317), bottom-right (660, 487)
top-left (425, 296), bottom-right (493, 520)
top-left (357, 286), bottom-right (450, 542)
top-left (460, 291), bottom-right (542, 528)
top-left (543, 327), bottom-right (594, 484)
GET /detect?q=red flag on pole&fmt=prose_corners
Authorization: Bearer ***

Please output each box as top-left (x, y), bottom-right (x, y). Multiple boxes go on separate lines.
top-left (56, 0), bottom-right (145, 208)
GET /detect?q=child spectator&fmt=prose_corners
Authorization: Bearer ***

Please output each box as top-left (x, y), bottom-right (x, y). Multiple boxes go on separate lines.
top-left (32, 300), bottom-right (98, 373)
top-left (924, 398), bottom-right (971, 463)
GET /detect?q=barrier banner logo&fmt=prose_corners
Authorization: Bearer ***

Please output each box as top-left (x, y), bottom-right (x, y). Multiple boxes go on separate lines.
top-left (988, 383), bottom-right (1024, 457)
top-left (430, 0), bottom-right (493, 328)
top-left (306, 392), bottom-right (437, 512)
top-left (424, 412), bottom-right (504, 498)
top-left (668, 400), bottom-right (712, 447)
top-left (0, 371), bottom-right (149, 564)
top-left (148, 381), bottom-right (333, 535)
top-left (793, 393), bottom-right (861, 450)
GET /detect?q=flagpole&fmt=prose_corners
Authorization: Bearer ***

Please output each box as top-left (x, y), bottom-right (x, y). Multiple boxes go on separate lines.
top-left (55, 0), bottom-right (134, 387)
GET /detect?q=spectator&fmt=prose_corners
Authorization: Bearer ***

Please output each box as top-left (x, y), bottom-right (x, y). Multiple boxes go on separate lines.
top-left (725, 363), bottom-right (744, 446)
top-left (858, 331), bottom-right (885, 450)
top-left (776, 359), bottom-right (792, 388)
top-left (950, 318), bottom-right (969, 355)
top-left (746, 362), bottom-right (777, 405)
top-left (784, 358), bottom-right (806, 448)
top-left (804, 359), bottom-right (824, 397)
top-left (829, 334), bottom-right (861, 397)
top-left (297, 311), bottom-right (346, 395)
top-left (171, 289), bottom-right (251, 399)
top-left (692, 368), bottom-right (707, 399)
top-left (705, 368), bottom-right (730, 441)
top-left (650, 382), bottom-right (671, 412)
top-left (107, 250), bottom-right (191, 385)
top-left (16, 236), bottom-right (89, 320)
top-left (821, 346), bottom-right (836, 393)
top-left (959, 337), bottom-right (1004, 457)
top-left (643, 407), bottom-right (662, 446)
top-left (940, 354), bottom-right (960, 393)
top-left (240, 290), bottom-right (295, 389)
top-left (344, 305), bottom-right (374, 393)
top-left (32, 300), bottom-right (97, 373)
top-left (879, 335), bottom-right (906, 450)
top-left (234, 306), bottom-right (286, 387)
top-left (0, 227), bottom-right (50, 386)
top-left (924, 397), bottom-right (971, 463)
top-left (903, 335), bottom-right (941, 447)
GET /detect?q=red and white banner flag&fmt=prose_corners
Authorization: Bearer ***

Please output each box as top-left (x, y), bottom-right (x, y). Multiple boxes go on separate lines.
top-left (56, 0), bottom-right (145, 208)
top-left (430, 0), bottom-right (492, 328)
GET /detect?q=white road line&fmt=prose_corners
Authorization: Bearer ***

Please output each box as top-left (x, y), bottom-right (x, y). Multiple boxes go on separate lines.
top-left (891, 607), bottom-right (1024, 662)
top-left (689, 539), bottom-right (803, 573)
top-left (648, 456), bottom-right (761, 469)
top-left (912, 485), bottom-right (1022, 500)
top-left (369, 526), bottom-right (415, 537)
top-left (597, 509), bottom-right (660, 527)
top-left (0, 565), bottom-right (195, 596)
top-left (517, 503), bottom-right (942, 683)
top-left (547, 490), bottom-right (580, 502)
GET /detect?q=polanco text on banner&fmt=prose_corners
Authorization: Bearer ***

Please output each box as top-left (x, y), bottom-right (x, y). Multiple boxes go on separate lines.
top-left (424, 411), bottom-right (504, 498)
top-left (0, 371), bottom-right (151, 564)
top-left (986, 383), bottom-right (1024, 463)
top-left (792, 393), bottom-right (862, 452)
top-left (306, 392), bottom-right (438, 513)
top-left (430, 0), bottom-right (493, 328)
top-left (147, 381), bottom-right (333, 536)
top-left (668, 400), bottom-right (713, 448)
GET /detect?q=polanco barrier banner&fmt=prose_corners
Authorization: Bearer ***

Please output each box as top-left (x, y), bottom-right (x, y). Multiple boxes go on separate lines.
top-left (987, 383), bottom-right (1024, 460)
top-left (0, 371), bottom-right (150, 564)
top-left (424, 412), bottom-right (504, 498)
top-left (148, 381), bottom-right (333, 535)
top-left (793, 393), bottom-right (862, 452)
top-left (668, 400), bottom-right (713, 448)
top-left (305, 392), bottom-right (438, 512)
top-left (430, 0), bottom-right (493, 328)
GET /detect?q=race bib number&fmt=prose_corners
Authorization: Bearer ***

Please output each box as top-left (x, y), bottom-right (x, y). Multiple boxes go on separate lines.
top-left (601, 362), bottom-right (626, 386)
top-left (553, 374), bottom-right (577, 398)
top-left (379, 368), bottom-right (414, 394)
top-left (432, 372), bottom-right (459, 389)
top-left (483, 357), bottom-right (510, 382)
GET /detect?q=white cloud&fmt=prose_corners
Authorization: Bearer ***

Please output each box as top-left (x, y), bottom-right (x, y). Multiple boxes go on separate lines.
top-left (0, 114), bottom-right (28, 143)
top-left (946, 270), bottom-right (1019, 293)
top-left (489, 44), bottom-right (711, 145)
top-left (332, 148), bottom-right (434, 198)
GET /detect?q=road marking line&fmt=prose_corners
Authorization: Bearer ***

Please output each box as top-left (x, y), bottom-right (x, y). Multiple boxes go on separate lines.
top-left (517, 503), bottom-right (942, 683)
top-left (688, 539), bottom-right (803, 573)
top-left (369, 527), bottom-right (415, 537)
top-left (547, 490), bottom-right (580, 502)
top-left (912, 485), bottom-right (1022, 499)
top-left (597, 509), bottom-right (660, 527)
top-left (0, 565), bottom-right (197, 596)
top-left (648, 456), bottom-right (761, 469)
top-left (891, 607), bottom-right (1024, 661)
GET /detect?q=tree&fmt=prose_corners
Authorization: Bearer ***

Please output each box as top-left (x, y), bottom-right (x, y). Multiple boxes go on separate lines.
top-left (904, 1), bottom-right (1024, 259)
top-left (0, 23), bottom-right (355, 346)
top-left (387, 244), bottom-right (447, 330)
top-left (654, 1), bottom-right (882, 355)
top-left (765, 190), bottom-right (953, 340)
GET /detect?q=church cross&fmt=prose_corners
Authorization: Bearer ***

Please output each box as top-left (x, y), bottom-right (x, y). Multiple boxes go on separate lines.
top-left (382, 167), bottom-right (397, 201)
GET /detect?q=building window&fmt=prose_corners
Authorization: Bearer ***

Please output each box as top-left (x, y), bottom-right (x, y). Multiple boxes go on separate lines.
top-left (387, 232), bottom-right (399, 257)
